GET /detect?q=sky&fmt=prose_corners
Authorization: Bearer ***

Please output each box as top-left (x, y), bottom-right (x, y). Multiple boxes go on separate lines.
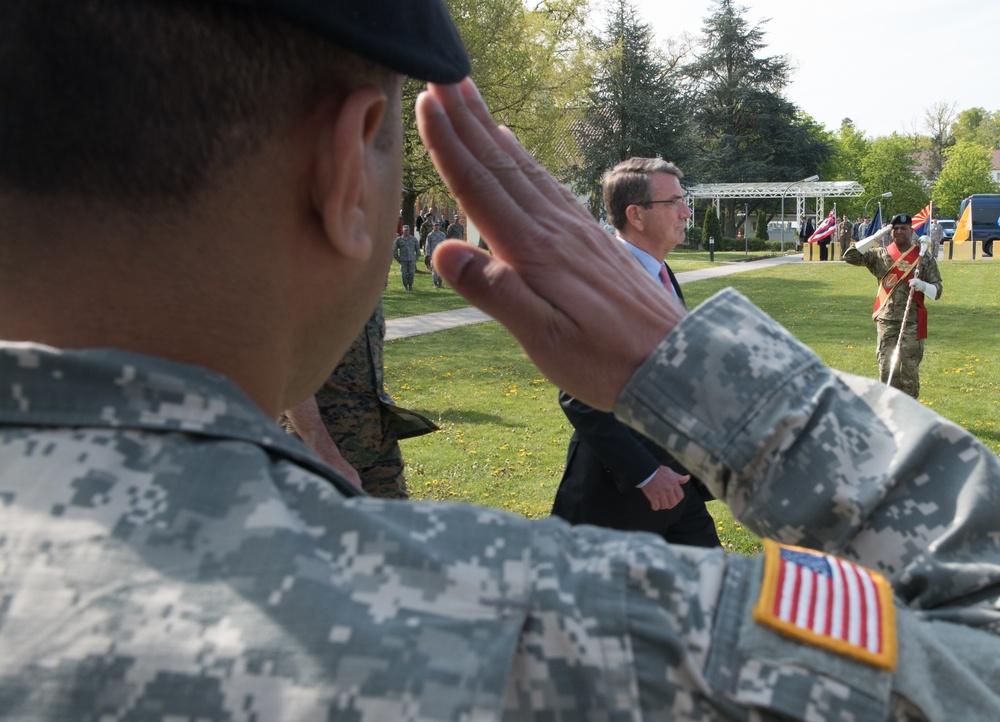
top-left (631, 0), bottom-right (1000, 138)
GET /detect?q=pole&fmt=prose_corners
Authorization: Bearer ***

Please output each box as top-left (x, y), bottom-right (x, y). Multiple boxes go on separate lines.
top-left (877, 201), bottom-right (883, 246)
top-left (780, 195), bottom-right (786, 252)
top-left (886, 242), bottom-right (926, 389)
top-left (745, 203), bottom-right (749, 256)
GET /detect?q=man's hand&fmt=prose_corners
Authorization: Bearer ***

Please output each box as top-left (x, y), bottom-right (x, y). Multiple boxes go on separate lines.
top-left (415, 79), bottom-right (686, 411)
top-left (908, 278), bottom-right (938, 301)
top-left (641, 466), bottom-right (690, 511)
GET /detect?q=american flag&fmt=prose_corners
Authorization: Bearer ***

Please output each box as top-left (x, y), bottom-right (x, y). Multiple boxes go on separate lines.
top-left (807, 211), bottom-right (837, 243)
top-left (755, 542), bottom-right (897, 670)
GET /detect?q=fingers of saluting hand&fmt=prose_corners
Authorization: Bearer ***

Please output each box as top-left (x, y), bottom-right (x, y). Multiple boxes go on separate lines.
top-left (416, 79), bottom-right (686, 411)
top-left (417, 81), bottom-right (588, 236)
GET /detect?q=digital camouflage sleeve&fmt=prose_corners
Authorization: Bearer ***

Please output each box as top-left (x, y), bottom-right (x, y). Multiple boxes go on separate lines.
top-left (1, 289), bottom-right (998, 720)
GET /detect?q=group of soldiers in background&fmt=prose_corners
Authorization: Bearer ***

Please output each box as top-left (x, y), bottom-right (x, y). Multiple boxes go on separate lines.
top-left (394, 210), bottom-right (464, 290)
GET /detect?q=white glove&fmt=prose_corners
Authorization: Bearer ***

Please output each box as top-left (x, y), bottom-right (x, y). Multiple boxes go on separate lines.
top-left (919, 235), bottom-right (930, 256)
top-left (909, 278), bottom-right (938, 301)
top-left (854, 224), bottom-right (891, 252)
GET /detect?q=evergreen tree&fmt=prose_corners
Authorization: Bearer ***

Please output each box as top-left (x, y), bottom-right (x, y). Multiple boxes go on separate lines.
top-left (755, 210), bottom-right (769, 241)
top-left (703, 204), bottom-right (723, 247)
top-left (685, 0), bottom-right (829, 234)
top-left (572, 0), bottom-right (691, 218)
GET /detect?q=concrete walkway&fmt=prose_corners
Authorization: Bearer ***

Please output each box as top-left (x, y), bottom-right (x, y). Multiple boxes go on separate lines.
top-left (386, 253), bottom-right (803, 341)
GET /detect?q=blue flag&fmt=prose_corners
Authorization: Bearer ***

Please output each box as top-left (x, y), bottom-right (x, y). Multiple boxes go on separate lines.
top-left (863, 207), bottom-right (881, 238)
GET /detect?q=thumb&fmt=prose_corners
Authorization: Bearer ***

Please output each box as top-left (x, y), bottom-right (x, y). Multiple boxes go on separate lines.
top-left (678, 474), bottom-right (691, 485)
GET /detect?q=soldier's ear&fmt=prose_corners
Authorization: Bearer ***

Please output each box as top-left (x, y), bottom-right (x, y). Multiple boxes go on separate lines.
top-left (311, 87), bottom-right (388, 261)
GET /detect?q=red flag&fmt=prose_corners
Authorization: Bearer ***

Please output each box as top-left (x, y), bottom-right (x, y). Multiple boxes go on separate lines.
top-left (911, 204), bottom-right (931, 233)
top-left (808, 212), bottom-right (837, 243)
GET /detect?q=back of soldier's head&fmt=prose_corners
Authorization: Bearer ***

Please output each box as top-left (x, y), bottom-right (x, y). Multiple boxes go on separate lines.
top-left (0, 0), bottom-right (468, 216)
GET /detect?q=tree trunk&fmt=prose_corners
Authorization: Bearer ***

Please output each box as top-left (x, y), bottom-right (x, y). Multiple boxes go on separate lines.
top-left (401, 189), bottom-right (417, 233)
top-left (722, 199), bottom-right (737, 238)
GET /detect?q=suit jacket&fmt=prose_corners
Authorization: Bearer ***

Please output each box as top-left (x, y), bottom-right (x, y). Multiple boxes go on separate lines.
top-left (551, 263), bottom-right (719, 547)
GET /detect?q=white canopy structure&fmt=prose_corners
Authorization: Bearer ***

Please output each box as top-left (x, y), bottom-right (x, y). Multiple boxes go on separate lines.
top-left (687, 180), bottom-right (865, 227)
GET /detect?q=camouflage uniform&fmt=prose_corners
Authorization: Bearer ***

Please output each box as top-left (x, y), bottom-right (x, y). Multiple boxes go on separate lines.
top-left (297, 300), bottom-right (436, 498)
top-left (844, 244), bottom-right (943, 398)
top-left (425, 228), bottom-right (447, 287)
top-left (392, 232), bottom-right (420, 290)
top-left (419, 218), bottom-right (433, 264)
top-left (2, 289), bottom-right (999, 720)
top-left (445, 219), bottom-right (464, 240)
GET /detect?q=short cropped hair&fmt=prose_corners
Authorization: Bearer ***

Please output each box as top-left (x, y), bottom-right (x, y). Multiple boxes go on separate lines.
top-left (603, 158), bottom-right (684, 231)
top-left (0, 0), bottom-right (395, 212)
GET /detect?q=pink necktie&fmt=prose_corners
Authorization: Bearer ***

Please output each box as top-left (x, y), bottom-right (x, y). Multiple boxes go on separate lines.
top-left (658, 265), bottom-right (675, 296)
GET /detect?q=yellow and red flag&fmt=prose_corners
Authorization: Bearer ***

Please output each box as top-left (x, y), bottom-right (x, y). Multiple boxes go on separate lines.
top-left (954, 203), bottom-right (972, 243)
top-left (911, 204), bottom-right (931, 233)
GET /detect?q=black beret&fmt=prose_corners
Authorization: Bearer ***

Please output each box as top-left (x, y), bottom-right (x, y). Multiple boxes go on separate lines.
top-left (211, 0), bottom-right (469, 83)
top-left (890, 214), bottom-right (912, 226)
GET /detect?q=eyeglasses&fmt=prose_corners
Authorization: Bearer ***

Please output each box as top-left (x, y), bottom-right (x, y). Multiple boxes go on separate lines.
top-left (640, 196), bottom-right (688, 208)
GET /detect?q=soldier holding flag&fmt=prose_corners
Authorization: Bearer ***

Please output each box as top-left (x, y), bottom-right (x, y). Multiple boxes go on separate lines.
top-left (844, 213), bottom-right (943, 398)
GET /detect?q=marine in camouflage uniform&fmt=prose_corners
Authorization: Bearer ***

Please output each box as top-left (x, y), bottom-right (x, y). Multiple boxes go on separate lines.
top-left (305, 299), bottom-right (436, 498)
top-left (844, 216), bottom-right (943, 398)
top-left (393, 226), bottom-right (420, 290)
top-left (3, 289), bottom-right (1000, 720)
top-left (425, 222), bottom-right (447, 287)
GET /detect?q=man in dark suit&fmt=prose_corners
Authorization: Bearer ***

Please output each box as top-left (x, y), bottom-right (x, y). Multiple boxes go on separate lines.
top-left (551, 158), bottom-right (721, 547)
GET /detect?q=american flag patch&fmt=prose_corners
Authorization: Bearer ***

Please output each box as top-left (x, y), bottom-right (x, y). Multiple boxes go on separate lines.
top-left (753, 540), bottom-right (897, 670)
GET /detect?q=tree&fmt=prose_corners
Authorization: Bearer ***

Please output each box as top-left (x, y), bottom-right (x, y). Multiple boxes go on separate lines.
top-left (684, 0), bottom-right (830, 234)
top-left (951, 107), bottom-right (1000, 149)
top-left (920, 101), bottom-right (957, 181)
top-left (572, 0), bottom-right (691, 218)
top-left (703, 204), bottom-right (722, 247)
top-left (399, 0), bottom-right (590, 228)
top-left (820, 119), bottom-right (868, 179)
top-left (859, 134), bottom-right (928, 218)
top-left (818, 119), bottom-right (869, 219)
top-left (754, 210), bottom-right (769, 241)
top-left (931, 141), bottom-right (1000, 217)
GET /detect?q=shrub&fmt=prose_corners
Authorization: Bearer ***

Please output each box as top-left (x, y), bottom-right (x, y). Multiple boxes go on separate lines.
top-left (713, 236), bottom-right (782, 253)
top-left (755, 211), bottom-right (770, 241)
top-left (685, 226), bottom-right (702, 248)
top-left (702, 205), bottom-right (723, 249)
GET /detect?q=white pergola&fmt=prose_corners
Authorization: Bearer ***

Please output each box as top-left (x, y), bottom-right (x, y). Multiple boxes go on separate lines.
top-left (687, 180), bottom-right (866, 229)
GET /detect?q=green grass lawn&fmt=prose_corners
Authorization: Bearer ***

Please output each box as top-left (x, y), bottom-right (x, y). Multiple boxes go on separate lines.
top-left (384, 258), bottom-right (1000, 555)
top-left (383, 264), bottom-right (468, 319)
top-left (382, 248), bottom-right (781, 319)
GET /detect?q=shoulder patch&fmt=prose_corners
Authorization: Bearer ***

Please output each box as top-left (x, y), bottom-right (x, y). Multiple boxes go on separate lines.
top-left (753, 539), bottom-right (897, 671)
